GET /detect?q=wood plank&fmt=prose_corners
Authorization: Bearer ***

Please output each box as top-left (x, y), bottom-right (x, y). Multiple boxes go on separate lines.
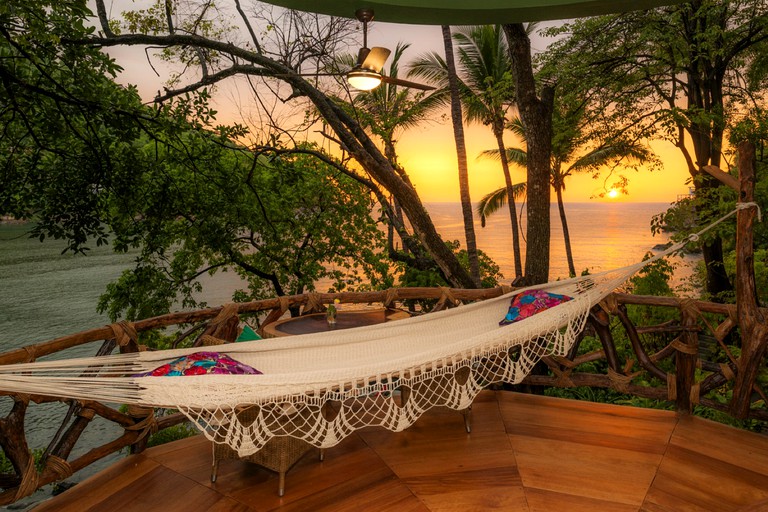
top-left (642, 443), bottom-right (768, 512)
top-left (510, 435), bottom-right (662, 506)
top-left (93, 465), bottom-right (226, 512)
top-left (525, 487), bottom-right (639, 512)
top-left (33, 455), bottom-right (160, 512)
top-left (364, 431), bottom-right (517, 479)
top-left (403, 466), bottom-right (528, 512)
top-left (670, 415), bottom-right (768, 475)
top-left (270, 468), bottom-right (424, 512)
top-left (498, 391), bottom-right (677, 453)
top-left (145, 434), bottom-right (211, 474)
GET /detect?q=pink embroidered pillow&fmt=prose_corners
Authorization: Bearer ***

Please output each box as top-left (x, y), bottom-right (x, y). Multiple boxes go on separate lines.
top-left (499, 290), bottom-right (572, 326)
top-left (134, 351), bottom-right (261, 377)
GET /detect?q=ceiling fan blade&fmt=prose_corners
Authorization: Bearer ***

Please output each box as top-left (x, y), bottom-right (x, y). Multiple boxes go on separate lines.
top-left (361, 47), bottom-right (391, 73)
top-left (381, 75), bottom-right (436, 91)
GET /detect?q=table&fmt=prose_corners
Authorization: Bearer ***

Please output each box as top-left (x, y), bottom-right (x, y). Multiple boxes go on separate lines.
top-left (262, 308), bottom-right (410, 338)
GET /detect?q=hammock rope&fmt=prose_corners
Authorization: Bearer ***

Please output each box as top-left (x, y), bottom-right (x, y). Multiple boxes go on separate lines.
top-left (0, 206), bottom-right (751, 455)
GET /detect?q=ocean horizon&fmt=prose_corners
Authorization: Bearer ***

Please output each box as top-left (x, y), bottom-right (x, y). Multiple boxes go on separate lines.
top-left (0, 201), bottom-right (691, 351)
top-left (424, 201), bottom-right (685, 281)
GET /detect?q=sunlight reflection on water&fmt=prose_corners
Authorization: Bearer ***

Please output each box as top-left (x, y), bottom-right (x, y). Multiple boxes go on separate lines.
top-left (427, 201), bottom-right (692, 280)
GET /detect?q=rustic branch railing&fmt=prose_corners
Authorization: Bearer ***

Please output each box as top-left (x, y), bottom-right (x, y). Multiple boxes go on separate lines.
top-left (1, 285), bottom-right (766, 506)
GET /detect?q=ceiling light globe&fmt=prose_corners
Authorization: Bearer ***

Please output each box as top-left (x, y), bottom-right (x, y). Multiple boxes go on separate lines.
top-left (347, 69), bottom-right (382, 90)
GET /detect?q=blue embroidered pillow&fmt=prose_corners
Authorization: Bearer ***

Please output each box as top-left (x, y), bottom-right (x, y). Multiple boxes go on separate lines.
top-left (499, 290), bottom-right (572, 326)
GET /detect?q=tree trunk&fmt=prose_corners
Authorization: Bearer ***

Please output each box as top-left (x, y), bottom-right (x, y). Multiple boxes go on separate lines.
top-left (397, 182), bottom-right (477, 288)
top-left (681, 4), bottom-right (732, 298)
top-left (730, 141), bottom-right (768, 418)
top-left (494, 128), bottom-right (523, 279)
top-left (503, 23), bottom-right (554, 285)
top-left (555, 184), bottom-right (576, 277)
top-left (442, 25), bottom-right (481, 287)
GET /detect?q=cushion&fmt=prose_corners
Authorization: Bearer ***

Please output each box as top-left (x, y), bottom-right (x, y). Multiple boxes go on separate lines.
top-left (135, 351), bottom-right (262, 377)
top-left (236, 324), bottom-right (262, 342)
top-left (499, 290), bottom-right (572, 326)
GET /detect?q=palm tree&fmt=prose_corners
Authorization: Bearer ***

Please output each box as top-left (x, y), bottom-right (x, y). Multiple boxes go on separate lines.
top-left (342, 43), bottom-right (449, 270)
top-left (410, 25), bottom-right (524, 280)
top-left (441, 25), bottom-right (481, 287)
top-left (344, 43), bottom-right (444, 178)
top-left (479, 114), bottom-right (652, 277)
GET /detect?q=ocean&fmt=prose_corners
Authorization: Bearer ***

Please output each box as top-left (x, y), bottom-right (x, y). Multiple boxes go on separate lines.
top-left (0, 201), bottom-right (695, 509)
top-left (428, 201), bottom-right (680, 280)
top-left (0, 201), bottom-right (692, 353)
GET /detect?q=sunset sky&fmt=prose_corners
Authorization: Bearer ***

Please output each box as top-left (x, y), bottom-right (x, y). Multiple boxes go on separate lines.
top-left (110, 16), bottom-right (693, 205)
top-left (393, 117), bottom-right (692, 203)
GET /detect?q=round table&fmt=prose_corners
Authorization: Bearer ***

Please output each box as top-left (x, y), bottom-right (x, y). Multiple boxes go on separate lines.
top-left (262, 308), bottom-right (410, 337)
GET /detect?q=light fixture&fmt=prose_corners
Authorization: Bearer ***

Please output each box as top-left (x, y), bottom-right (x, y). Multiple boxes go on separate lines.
top-left (347, 68), bottom-right (382, 90)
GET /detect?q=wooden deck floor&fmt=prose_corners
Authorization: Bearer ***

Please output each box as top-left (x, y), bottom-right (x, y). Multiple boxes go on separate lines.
top-left (34, 391), bottom-right (768, 512)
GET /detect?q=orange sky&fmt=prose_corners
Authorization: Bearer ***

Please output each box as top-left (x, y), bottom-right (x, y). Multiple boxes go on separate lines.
top-left (394, 118), bottom-right (692, 204)
top-left (364, 21), bottom-right (693, 204)
top-left (110, 18), bottom-right (693, 204)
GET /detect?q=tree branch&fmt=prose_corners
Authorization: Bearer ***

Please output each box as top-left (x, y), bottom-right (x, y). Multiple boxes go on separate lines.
top-left (234, 0), bottom-right (263, 54)
top-left (701, 164), bottom-right (739, 191)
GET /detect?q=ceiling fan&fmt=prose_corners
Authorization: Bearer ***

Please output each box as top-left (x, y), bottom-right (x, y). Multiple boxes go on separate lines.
top-left (345, 8), bottom-right (435, 92)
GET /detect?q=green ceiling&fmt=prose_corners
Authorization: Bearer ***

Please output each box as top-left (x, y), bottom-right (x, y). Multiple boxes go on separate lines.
top-left (259, 0), bottom-right (684, 25)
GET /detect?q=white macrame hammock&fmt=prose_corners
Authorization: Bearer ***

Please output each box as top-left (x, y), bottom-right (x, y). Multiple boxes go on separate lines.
top-left (0, 207), bottom-right (750, 456)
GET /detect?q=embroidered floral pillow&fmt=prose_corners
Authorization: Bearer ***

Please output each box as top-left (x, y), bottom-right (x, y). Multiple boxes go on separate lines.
top-left (499, 290), bottom-right (573, 326)
top-left (135, 351), bottom-right (262, 377)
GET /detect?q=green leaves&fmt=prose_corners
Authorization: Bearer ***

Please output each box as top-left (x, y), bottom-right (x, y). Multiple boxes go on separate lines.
top-left (0, 1), bottom-right (149, 253)
top-left (97, 131), bottom-right (390, 320)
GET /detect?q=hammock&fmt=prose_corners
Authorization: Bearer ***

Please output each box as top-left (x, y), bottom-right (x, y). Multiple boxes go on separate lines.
top-left (0, 208), bottom-right (747, 456)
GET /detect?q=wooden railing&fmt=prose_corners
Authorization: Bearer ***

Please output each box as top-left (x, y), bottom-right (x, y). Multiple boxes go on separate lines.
top-left (0, 285), bottom-right (766, 505)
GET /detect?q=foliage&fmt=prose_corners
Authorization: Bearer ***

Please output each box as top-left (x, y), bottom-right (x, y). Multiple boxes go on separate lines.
top-left (542, 1), bottom-right (768, 175)
top-left (0, 0), bottom-right (147, 252)
top-left (146, 422), bottom-right (199, 448)
top-left (105, 0), bottom-right (476, 289)
top-left (625, 253), bottom-right (680, 327)
top-left (545, 386), bottom-right (634, 405)
top-left (629, 253), bottom-right (676, 297)
top-left (399, 240), bottom-right (502, 290)
top-left (541, 1), bottom-right (768, 295)
top-left (0, 447), bottom-right (45, 474)
top-left (0, 450), bottom-right (11, 474)
top-left (399, 240), bottom-right (502, 310)
top-left (2, 0), bottom-right (412, 323)
top-left (653, 128), bottom-right (768, 303)
top-left (724, 248), bottom-right (768, 305)
top-left (2, 2), bottom-right (393, 322)
top-left (0, 1), bottom-right (480, 318)
top-left (98, 133), bottom-right (389, 321)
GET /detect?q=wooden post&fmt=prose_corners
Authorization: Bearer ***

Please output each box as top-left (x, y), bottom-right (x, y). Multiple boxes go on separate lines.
top-left (730, 141), bottom-right (768, 418)
top-left (675, 304), bottom-right (699, 414)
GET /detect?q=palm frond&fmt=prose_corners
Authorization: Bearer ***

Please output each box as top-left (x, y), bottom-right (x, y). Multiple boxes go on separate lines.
top-left (477, 147), bottom-right (527, 168)
top-left (476, 183), bottom-right (527, 227)
top-left (506, 117), bottom-right (527, 141)
top-left (407, 52), bottom-right (450, 85)
top-left (568, 142), bottom-right (651, 172)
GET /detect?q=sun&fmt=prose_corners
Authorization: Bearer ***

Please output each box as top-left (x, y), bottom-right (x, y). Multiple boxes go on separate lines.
top-left (607, 189), bottom-right (619, 199)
